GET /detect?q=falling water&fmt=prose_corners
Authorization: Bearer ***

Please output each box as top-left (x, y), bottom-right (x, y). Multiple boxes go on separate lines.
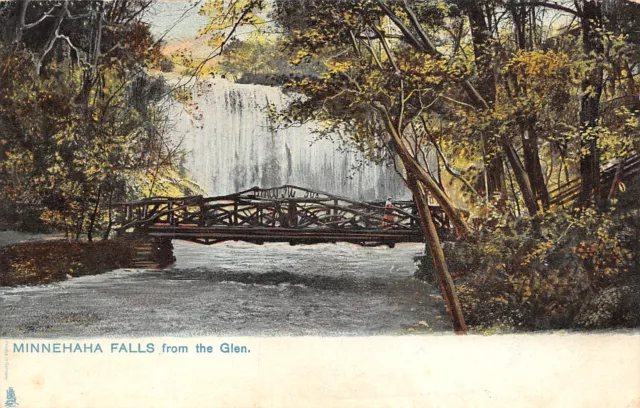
top-left (170, 79), bottom-right (410, 200)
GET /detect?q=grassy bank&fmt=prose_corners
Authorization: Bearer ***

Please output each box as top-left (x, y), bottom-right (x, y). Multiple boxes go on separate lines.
top-left (0, 240), bottom-right (136, 286)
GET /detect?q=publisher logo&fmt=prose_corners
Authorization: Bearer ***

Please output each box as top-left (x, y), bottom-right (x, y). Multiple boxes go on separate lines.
top-left (4, 387), bottom-right (17, 407)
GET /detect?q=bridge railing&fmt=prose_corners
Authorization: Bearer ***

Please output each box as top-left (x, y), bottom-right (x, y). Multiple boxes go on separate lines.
top-left (114, 186), bottom-right (449, 236)
top-left (549, 154), bottom-right (640, 206)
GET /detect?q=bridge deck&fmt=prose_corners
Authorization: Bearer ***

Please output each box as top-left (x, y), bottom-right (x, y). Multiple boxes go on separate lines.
top-left (146, 225), bottom-right (423, 246)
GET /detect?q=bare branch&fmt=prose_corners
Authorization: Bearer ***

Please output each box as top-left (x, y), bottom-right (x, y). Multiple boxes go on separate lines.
top-left (189, 0), bottom-right (262, 81)
top-left (102, 42), bottom-right (125, 57)
top-left (375, 0), bottom-right (427, 53)
top-left (371, 25), bottom-right (399, 73)
top-left (520, 1), bottom-right (581, 16)
top-left (65, 9), bottom-right (92, 20)
top-left (376, 0), bottom-right (489, 110)
top-left (400, 0), bottom-right (441, 56)
top-left (56, 32), bottom-right (86, 67)
top-left (360, 32), bottom-right (385, 70)
top-left (24, 5), bottom-right (59, 29)
top-left (419, 116), bottom-right (480, 197)
top-left (35, 0), bottom-right (69, 76)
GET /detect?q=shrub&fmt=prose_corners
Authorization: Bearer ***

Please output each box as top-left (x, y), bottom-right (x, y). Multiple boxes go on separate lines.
top-left (416, 203), bottom-right (639, 332)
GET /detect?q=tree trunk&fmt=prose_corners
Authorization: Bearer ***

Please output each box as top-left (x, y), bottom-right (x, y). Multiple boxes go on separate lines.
top-left (87, 185), bottom-right (102, 243)
top-left (485, 145), bottom-right (507, 201)
top-left (102, 190), bottom-right (114, 240)
top-left (502, 139), bottom-right (540, 215)
top-left (510, 3), bottom-right (549, 210)
top-left (465, 1), bottom-right (496, 106)
top-left (578, 0), bottom-right (604, 207)
top-left (407, 173), bottom-right (467, 335)
top-left (12, 0), bottom-right (30, 49)
top-left (520, 118), bottom-right (550, 209)
top-left (75, 1), bottom-right (104, 110)
top-left (465, 2), bottom-right (507, 199)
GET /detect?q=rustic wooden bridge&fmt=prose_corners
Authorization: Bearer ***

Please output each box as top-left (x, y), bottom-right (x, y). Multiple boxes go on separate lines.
top-left (115, 153), bottom-right (639, 250)
top-left (116, 185), bottom-right (452, 247)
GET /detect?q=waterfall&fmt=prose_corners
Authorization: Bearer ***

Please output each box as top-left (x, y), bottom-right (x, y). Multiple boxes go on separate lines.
top-left (170, 79), bottom-right (410, 201)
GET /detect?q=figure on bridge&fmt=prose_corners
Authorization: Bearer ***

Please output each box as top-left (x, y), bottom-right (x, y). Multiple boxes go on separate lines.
top-left (381, 197), bottom-right (396, 228)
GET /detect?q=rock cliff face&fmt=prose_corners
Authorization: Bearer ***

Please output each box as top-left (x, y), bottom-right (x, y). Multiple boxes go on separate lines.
top-left (171, 79), bottom-right (410, 200)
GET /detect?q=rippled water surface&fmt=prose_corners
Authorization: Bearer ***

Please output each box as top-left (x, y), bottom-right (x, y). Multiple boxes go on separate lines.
top-left (0, 241), bottom-right (449, 337)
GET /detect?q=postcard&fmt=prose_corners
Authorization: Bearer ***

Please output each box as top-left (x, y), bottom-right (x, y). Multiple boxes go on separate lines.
top-left (1, 0), bottom-right (639, 406)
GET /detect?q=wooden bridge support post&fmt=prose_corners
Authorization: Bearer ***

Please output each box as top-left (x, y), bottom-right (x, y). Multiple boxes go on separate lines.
top-left (272, 203), bottom-right (278, 227)
top-left (126, 236), bottom-right (175, 268)
top-left (154, 238), bottom-right (175, 267)
top-left (288, 202), bottom-right (298, 227)
top-left (233, 201), bottom-right (238, 226)
top-left (410, 204), bottom-right (417, 229)
top-left (199, 202), bottom-right (205, 227)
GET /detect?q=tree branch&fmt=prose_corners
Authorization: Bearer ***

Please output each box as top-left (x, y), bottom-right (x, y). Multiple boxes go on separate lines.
top-left (419, 117), bottom-right (481, 197)
top-left (519, 1), bottom-right (581, 17)
top-left (371, 25), bottom-right (399, 73)
top-left (375, 0), bottom-right (427, 53)
top-left (24, 5), bottom-right (59, 29)
top-left (401, 0), bottom-right (441, 56)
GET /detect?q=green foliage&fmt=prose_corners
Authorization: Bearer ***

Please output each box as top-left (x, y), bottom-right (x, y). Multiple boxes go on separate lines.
top-left (0, 1), bottom-right (194, 240)
top-left (217, 35), bottom-right (323, 84)
top-left (447, 204), bottom-right (638, 331)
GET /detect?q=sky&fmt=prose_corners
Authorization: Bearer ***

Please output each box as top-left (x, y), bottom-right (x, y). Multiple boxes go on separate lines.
top-left (146, 1), bottom-right (208, 45)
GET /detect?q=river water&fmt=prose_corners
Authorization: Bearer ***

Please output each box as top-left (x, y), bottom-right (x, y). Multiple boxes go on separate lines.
top-left (0, 241), bottom-right (450, 337)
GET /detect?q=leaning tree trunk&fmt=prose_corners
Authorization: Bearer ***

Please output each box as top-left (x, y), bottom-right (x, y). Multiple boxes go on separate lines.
top-left (502, 139), bottom-right (540, 216)
top-left (373, 104), bottom-right (469, 333)
top-left (377, 108), bottom-right (472, 237)
top-left (578, 0), bottom-right (604, 207)
top-left (407, 173), bottom-right (467, 335)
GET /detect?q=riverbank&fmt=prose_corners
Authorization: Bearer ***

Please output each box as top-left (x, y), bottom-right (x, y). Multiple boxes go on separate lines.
top-left (0, 240), bottom-right (136, 286)
top-left (0, 230), bottom-right (63, 248)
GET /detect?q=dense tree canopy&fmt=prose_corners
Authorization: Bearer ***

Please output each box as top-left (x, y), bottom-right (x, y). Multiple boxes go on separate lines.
top-left (0, 0), bottom-right (195, 240)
